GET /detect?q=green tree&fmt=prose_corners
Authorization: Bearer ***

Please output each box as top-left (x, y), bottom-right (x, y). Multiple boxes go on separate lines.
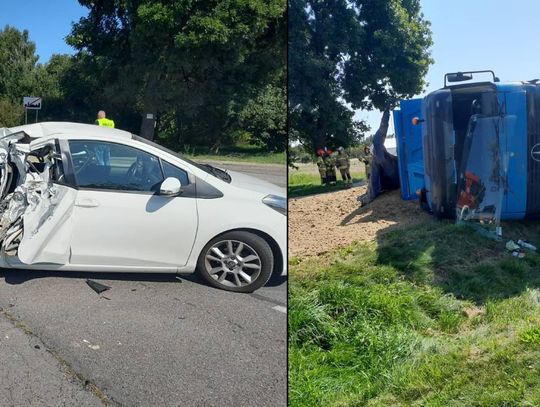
top-left (239, 84), bottom-right (286, 151)
top-left (0, 99), bottom-right (23, 127)
top-left (67, 0), bottom-right (286, 151)
top-left (289, 0), bottom-right (433, 153)
top-left (0, 26), bottom-right (39, 102)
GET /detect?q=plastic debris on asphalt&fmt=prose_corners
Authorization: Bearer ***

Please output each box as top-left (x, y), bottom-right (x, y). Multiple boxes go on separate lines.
top-left (86, 279), bottom-right (111, 294)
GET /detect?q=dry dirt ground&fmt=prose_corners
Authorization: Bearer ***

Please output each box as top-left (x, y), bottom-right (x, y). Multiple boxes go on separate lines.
top-left (288, 185), bottom-right (432, 257)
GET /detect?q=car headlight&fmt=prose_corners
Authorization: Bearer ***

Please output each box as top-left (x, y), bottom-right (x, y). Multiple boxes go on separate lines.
top-left (262, 194), bottom-right (286, 216)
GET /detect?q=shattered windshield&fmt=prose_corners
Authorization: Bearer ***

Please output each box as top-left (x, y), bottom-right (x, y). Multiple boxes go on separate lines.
top-left (456, 114), bottom-right (512, 235)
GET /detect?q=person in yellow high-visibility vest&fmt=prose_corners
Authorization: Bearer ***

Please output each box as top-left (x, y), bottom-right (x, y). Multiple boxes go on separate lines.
top-left (95, 110), bottom-right (115, 128)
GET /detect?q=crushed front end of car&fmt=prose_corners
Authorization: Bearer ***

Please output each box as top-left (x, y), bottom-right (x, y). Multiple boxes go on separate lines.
top-left (0, 127), bottom-right (70, 263)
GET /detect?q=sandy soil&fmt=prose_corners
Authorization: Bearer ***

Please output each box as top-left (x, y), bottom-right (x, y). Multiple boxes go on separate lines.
top-left (288, 185), bottom-right (432, 257)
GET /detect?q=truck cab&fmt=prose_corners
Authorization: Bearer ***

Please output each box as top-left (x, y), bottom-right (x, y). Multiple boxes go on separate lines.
top-left (394, 70), bottom-right (540, 221)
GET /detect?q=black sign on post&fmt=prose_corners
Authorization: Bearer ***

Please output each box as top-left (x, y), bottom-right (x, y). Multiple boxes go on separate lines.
top-left (140, 112), bottom-right (157, 141)
top-left (23, 97), bottom-right (42, 124)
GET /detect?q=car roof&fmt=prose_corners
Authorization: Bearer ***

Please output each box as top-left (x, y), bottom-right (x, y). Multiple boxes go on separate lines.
top-left (7, 121), bottom-right (133, 141)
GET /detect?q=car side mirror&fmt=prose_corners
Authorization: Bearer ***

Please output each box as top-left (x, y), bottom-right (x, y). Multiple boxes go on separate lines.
top-left (160, 177), bottom-right (182, 196)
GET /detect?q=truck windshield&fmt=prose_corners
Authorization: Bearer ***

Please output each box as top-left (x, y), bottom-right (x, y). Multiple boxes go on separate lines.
top-left (456, 114), bottom-right (511, 233)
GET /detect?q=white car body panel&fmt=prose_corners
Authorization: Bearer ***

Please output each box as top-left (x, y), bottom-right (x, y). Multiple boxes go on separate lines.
top-left (0, 122), bottom-right (287, 280)
top-left (18, 184), bottom-right (77, 264)
top-left (183, 189), bottom-right (287, 273)
top-left (69, 189), bottom-right (198, 267)
top-left (224, 170), bottom-right (284, 195)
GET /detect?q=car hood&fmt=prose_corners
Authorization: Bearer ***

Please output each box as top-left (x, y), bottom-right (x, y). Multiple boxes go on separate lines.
top-left (225, 170), bottom-right (285, 197)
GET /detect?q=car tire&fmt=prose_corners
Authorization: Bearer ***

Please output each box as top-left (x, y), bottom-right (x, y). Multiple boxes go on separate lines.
top-left (197, 231), bottom-right (274, 293)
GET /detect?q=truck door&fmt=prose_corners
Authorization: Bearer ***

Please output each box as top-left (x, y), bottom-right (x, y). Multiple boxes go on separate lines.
top-left (393, 98), bottom-right (424, 200)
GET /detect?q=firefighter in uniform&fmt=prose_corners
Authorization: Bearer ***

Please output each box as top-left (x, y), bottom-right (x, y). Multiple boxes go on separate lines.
top-left (316, 149), bottom-right (327, 185)
top-left (363, 145), bottom-right (371, 180)
top-left (336, 146), bottom-right (352, 186)
top-left (95, 110), bottom-right (115, 128)
top-left (324, 149), bottom-right (337, 185)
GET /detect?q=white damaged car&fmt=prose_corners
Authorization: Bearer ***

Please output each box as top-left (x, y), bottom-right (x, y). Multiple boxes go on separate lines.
top-left (0, 122), bottom-right (286, 292)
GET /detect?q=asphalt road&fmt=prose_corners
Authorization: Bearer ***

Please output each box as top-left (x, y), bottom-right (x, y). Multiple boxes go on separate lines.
top-left (200, 160), bottom-right (286, 188)
top-left (0, 162), bottom-right (287, 407)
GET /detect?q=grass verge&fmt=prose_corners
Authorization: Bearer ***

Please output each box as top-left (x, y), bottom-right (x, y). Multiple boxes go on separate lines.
top-left (171, 144), bottom-right (285, 164)
top-left (288, 171), bottom-right (365, 198)
top-left (289, 219), bottom-right (540, 406)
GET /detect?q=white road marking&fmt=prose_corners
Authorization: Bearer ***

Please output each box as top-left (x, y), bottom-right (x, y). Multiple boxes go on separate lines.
top-left (272, 305), bottom-right (287, 314)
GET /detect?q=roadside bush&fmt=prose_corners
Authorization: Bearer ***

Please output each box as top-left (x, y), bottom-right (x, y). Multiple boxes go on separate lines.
top-left (0, 98), bottom-right (23, 127)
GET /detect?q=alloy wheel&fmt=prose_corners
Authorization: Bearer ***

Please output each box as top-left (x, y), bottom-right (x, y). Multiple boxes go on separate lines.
top-left (204, 239), bottom-right (262, 288)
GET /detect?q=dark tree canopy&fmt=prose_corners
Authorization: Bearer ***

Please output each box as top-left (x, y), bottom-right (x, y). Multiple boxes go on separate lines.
top-left (66, 0), bottom-right (286, 151)
top-left (0, 3), bottom-right (286, 154)
top-left (289, 0), bottom-right (433, 153)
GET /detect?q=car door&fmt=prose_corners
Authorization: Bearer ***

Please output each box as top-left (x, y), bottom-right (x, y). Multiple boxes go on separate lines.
top-left (15, 139), bottom-right (79, 265)
top-left (66, 139), bottom-right (198, 269)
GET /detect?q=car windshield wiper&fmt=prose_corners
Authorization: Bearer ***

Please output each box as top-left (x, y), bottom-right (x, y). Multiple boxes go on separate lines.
top-left (199, 164), bottom-right (231, 183)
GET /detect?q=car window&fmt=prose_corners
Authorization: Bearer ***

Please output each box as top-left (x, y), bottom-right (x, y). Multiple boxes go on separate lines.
top-left (133, 135), bottom-right (231, 183)
top-left (161, 160), bottom-right (189, 186)
top-left (69, 140), bottom-right (164, 192)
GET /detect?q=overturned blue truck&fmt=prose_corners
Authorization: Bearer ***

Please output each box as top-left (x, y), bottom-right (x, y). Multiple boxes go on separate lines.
top-left (394, 70), bottom-right (540, 224)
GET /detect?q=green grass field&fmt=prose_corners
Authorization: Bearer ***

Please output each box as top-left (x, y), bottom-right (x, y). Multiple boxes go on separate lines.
top-left (179, 144), bottom-right (285, 164)
top-left (289, 219), bottom-right (540, 406)
top-left (288, 168), bottom-right (365, 198)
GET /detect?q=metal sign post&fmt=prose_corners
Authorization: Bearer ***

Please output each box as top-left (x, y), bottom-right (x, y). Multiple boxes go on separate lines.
top-left (140, 112), bottom-right (157, 140)
top-left (22, 97), bottom-right (42, 124)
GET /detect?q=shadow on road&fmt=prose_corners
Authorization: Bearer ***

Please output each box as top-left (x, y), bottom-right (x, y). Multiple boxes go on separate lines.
top-left (0, 269), bottom-right (180, 285)
top-left (0, 268), bottom-right (286, 289)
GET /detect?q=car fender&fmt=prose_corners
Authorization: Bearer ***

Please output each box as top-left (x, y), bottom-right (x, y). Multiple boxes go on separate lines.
top-left (180, 197), bottom-right (286, 274)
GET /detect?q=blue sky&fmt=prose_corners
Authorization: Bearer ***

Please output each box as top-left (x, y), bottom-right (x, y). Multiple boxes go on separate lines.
top-left (0, 0), bottom-right (87, 62)
top-left (356, 0), bottom-right (540, 135)
top-left (1, 0), bottom-right (539, 137)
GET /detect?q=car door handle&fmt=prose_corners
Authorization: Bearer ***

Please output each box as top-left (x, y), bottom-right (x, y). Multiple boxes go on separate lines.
top-left (75, 198), bottom-right (100, 208)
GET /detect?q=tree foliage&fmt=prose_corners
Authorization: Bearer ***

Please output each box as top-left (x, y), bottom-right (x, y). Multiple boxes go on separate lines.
top-left (238, 84), bottom-right (287, 151)
top-left (289, 0), bottom-right (433, 152)
top-left (0, 3), bottom-right (286, 154)
top-left (65, 0), bottom-right (286, 151)
top-left (0, 26), bottom-right (39, 101)
top-left (0, 26), bottom-right (37, 126)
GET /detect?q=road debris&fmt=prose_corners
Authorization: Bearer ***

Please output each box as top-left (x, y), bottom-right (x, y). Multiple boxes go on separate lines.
top-left (506, 240), bottom-right (520, 251)
top-left (82, 339), bottom-right (100, 350)
top-left (517, 239), bottom-right (537, 251)
top-left (512, 250), bottom-right (526, 259)
top-left (86, 279), bottom-right (111, 295)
